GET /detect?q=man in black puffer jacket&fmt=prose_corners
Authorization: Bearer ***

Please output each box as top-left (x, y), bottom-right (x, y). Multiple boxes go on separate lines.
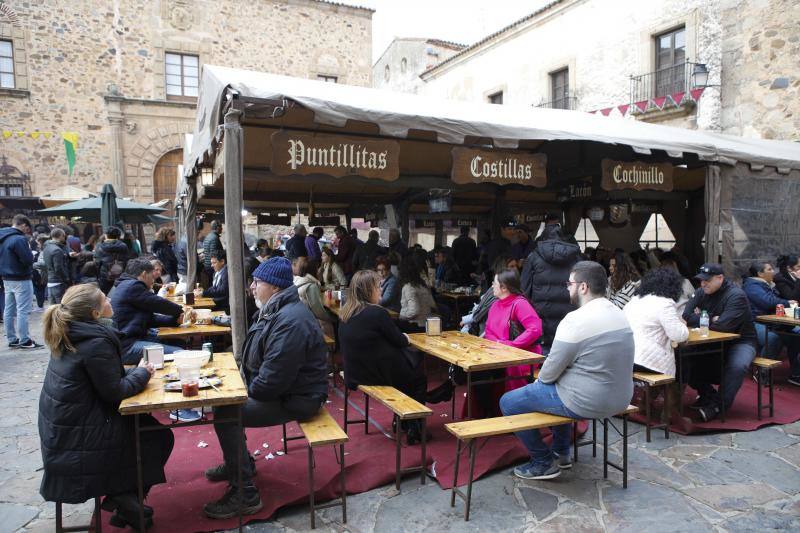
top-left (203, 257), bottom-right (328, 520)
top-left (42, 228), bottom-right (72, 304)
top-left (521, 225), bottom-right (581, 352)
top-left (94, 226), bottom-right (129, 294)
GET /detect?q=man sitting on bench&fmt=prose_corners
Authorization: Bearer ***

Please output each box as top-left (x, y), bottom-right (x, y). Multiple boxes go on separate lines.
top-left (203, 257), bottom-right (329, 519)
top-left (500, 261), bottom-right (634, 480)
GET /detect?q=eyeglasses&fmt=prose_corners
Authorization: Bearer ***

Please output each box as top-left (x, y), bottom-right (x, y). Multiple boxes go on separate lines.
top-left (565, 280), bottom-right (583, 288)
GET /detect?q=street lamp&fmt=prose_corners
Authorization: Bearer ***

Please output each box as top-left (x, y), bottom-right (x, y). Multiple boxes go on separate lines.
top-left (691, 63), bottom-right (710, 89)
top-left (201, 167), bottom-right (214, 187)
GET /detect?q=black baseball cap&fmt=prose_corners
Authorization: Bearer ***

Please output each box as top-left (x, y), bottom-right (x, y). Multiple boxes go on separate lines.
top-left (694, 263), bottom-right (724, 280)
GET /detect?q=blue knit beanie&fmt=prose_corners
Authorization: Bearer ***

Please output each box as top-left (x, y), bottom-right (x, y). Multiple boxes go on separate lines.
top-left (252, 256), bottom-right (293, 289)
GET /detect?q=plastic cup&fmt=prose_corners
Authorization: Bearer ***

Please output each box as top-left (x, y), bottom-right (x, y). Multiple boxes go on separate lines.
top-left (177, 365), bottom-right (201, 397)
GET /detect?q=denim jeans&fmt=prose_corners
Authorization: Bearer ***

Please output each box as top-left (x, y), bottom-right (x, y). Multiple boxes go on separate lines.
top-left (4, 280), bottom-right (33, 343)
top-left (123, 337), bottom-right (183, 365)
top-left (690, 341), bottom-right (756, 410)
top-left (48, 284), bottom-right (67, 305)
top-left (754, 322), bottom-right (800, 377)
top-left (499, 380), bottom-right (579, 467)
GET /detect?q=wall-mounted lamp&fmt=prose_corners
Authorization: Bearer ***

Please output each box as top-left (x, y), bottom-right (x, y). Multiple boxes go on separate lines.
top-left (691, 63), bottom-right (709, 89)
top-left (201, 167), bottom-right (214, 187)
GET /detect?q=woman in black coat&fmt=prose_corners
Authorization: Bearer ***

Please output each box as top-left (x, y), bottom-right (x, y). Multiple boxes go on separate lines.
top-left (151, 227), bottom-right (179, 283)
top-left (38, 284), bottom-right (173, 529)
top-left (775, 254), bottom-right (800, 301)
top-left (338, 270), bottom-right (429, 444)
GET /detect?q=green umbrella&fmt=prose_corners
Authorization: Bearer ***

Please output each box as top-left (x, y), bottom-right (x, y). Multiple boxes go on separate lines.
top-left (100, 183), bottom-right (121, 230)
top-left (37, 194), bottom-right (165, 224)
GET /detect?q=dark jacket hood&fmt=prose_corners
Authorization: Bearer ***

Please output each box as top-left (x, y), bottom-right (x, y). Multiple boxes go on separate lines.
top-left (113, 272), bottom-right (139, 287)
top-left (66, 320), bottom-right (120, 348)
top-left (0, 226), bottom-right (23, 244)
top-left (536, 239), bottom-right (581, 266)
top-left (263, 284), bottom-right (301, 315)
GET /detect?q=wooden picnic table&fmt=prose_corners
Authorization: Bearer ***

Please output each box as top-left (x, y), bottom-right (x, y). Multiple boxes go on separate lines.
top-left (756, 314), bottom-right (800, 327)
top-left (437, 291), bottom-right (480, 323)
top-left (408, 331), bottom-right (544, 419)
top-left (674, 328), bottom-right (741, 422)
top-left (119, 352), bottom-right (248, 529)
top-left (156, 323), bottom-right (231, 340)
top-left (165, 295), bottom-right (217, 309)
top-left (325, 301), bottom-right (399, 320)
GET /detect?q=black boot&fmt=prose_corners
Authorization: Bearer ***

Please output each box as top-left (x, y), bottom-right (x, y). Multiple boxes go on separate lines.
top-left (104, 492), bottom-right (154, 530)
top-left (426, 381), bottom-right (454, 404)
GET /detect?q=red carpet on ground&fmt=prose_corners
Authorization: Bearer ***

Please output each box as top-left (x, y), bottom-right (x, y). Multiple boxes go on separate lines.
top-left (99, 384), bottom-right (584, 532)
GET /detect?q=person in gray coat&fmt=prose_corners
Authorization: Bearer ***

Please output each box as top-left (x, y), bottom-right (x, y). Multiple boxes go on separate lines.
top-left (42, 228), bottom-right (72, 304)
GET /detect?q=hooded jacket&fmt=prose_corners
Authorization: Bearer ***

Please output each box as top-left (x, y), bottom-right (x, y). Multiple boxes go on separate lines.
top-left (521, 238), bottom-right (581, 346)
top-left (38, 320), bottom-right (153, 502)
top-left (204, 264), bottom-right (230, 312)
top-left (94, 238), bottom-right (129, 283)
top-left (240, 285), bottom-right (328, 402)
top-left (0, 226), bottom-right (34, 280)
top-left (110, 274), bottom-right (183, 353)
top-left (151, 239), bottom-right (178, 280)
top-left (682, 279), bottom-right (757, 347)
top-left (294, 274), bottom-right (330, 322)
top-left (352, 239), bottom-right (386, 272)
top-left (742, 277), bottom-right (790, 318)
top-left (42, 239), bottom-right (72, 285)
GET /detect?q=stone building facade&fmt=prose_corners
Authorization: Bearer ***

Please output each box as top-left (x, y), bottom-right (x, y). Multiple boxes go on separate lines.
top-left (372, 38), bottom-right (465, 94)
top-left (391, 0), bottom-right (799, 141)
top-left (0, 0), bottom-right (373, 207)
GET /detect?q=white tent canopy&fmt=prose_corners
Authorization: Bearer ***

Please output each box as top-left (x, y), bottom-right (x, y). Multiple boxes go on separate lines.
top-left (186, 64), bottom-right (800, 176)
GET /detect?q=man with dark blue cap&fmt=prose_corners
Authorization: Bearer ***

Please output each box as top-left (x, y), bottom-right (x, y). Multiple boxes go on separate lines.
top-left (204, 257), bottom-right (329, 519)
top-left (681, 263), bottom-right (757, 422)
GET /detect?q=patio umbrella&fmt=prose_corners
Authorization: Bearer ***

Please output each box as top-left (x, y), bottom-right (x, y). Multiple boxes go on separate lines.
top-left (100, 183), bottom-right (121, 230)
top-left (37, 195), bottom-right (166, 224)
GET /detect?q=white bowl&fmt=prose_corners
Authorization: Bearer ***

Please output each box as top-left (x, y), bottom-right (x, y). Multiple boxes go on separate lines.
top-left (172, 350), bottom-right (210, 368)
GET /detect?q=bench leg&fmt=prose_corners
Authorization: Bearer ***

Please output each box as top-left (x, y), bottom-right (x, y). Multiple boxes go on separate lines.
top-left (623, 414), bottom-right (629, 489)
top-left (364, 394), bottom-right (369, 435)
top-left (769, 369), bottom-right (774, 418)
top-left (465, 440), bottom-right (477, 522)
top-left (339, 443), bottom-right (347, 524)
top-left (603, 418), bottom-right (609, 480)
top-left (663, 384), bottom-right (671, 440)
top-left (592, 418), bottom-right (597, 457)
top-left (344, 387), bottom-right (350, 434)
top-left (757, 367), bottom-right (763, 420)
top-left (572, 421), bottom-right (578, 463)
top-left (450, 439), bottom-right (462, 507)
top-left (644, 384), bottom-right (652, 443)
top-left (283, 423), bottom-right (288, 454)
top-left (420, 418), bottom-right (427, 485)
top-left (451, 387), bottom-right (456, 420)
top-left (395, 415), bottom-right (402, 491)
top-left (308, 445), bottom-right (316, 529)
top-left (56, 502), bottom-right (62, 533)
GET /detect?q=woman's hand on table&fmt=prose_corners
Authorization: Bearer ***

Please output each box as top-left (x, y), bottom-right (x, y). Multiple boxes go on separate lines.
top-left (138, 358), bottom-right (155, 377)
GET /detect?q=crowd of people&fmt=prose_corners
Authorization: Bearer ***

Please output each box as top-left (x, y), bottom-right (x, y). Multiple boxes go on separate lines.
top-left (1, 211), bottom-right (797, 523)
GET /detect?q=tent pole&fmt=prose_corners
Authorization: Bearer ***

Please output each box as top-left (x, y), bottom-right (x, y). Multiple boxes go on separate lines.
top-left (223, 108), bottom-right (247, 364)
top-left (186, 178), bottom-right (198, 291)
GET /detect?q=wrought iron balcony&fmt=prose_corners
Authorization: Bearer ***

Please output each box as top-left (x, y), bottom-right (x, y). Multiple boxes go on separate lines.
top-left (629, 62), bottom-right (692, 105)
top-left (535, 96), bottom-right (578, 110)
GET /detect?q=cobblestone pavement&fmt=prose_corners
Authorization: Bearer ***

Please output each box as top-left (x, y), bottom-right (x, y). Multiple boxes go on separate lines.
top-left (2, 308), bottom-right (799, 532)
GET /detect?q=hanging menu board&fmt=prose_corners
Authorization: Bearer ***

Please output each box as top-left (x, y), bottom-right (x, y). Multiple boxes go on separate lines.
top-left (601, 159), bottom-right (673, 192)
top-left (271, 131), bottom-right (400, 181)
top-left (451, 147), bottom-right (547, 187)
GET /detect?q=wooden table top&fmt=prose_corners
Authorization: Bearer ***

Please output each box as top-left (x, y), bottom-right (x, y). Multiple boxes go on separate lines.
top-left (408, 331), bottom-right (543, 372)
top-left (439, 291), bottom-right (480, 300)
top-left (119, 352), bottom-right (247, 415)
top-left (165, 295), bottom-right (217, 309)
top-left (678, 329), bottom-right (741, 347)
top-left (756, 314), bottom-right (800, 327)
top-left (156, 323), bottom-right (231, 339)
top-left (325, 302), bottom-right (400, 320)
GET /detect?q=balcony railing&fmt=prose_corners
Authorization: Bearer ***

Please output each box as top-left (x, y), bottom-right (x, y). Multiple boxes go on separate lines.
top-left (535, 96), bottom-right (578, 110)
top-left (629, 62), bottom-right (691, 106)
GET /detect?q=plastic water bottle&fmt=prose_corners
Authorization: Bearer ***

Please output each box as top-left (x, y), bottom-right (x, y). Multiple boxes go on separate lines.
top-left (699, 310), bottom-right (710, 337)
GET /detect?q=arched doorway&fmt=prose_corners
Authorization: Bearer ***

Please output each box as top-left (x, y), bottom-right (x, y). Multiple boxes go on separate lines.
top-left (152, 149), bottom-right (182, 218)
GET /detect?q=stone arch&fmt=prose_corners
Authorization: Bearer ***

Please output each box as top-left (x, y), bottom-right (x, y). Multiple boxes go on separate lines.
top-left (0, 4), bottom-right (22, 27)
top-left (125, 122), bottom-right (193, 202)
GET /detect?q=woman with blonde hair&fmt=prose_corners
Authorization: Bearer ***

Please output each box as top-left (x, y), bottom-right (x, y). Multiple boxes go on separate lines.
top-left (38, 284), bottom-right (174, 529)
top-left (338, 270), bottom-right (430, 444)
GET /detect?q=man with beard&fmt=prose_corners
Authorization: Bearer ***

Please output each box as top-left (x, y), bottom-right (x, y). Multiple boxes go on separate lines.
top-left (499, 261), bottom-right (634, 480)
top-left (203, 257), bottom-right (329, 519)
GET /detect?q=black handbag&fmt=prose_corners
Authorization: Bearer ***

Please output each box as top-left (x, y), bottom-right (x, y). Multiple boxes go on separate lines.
top-left (508, 300), bottom-right (524, 341)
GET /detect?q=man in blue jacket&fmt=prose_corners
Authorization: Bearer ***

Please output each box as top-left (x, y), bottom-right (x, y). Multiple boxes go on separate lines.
top-left (203, 257), bottom-right (328, 519)
top-left (203, 249), bottom-right (229, 313)
top-left (0, 215), bottom-right (41, 349)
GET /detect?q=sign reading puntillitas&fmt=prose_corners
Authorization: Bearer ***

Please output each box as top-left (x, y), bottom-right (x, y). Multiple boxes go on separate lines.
top-left (271, 131), bottom-right (400, 181)
top-left (601, 159), bottom-right (673, 192)
top-left (451, 147), bottom-right (547, 187)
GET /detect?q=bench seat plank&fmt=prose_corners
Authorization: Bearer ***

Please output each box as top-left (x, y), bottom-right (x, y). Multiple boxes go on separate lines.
top-left (632, 372), bottom-right (674, 386)
top-left (752, 357), bottom-right (781, 369)
top-left (446, 412), bottom-right (574, 441)
top-left (299, 407), bottom-right (349, 447)
top-left (357, 385), bottom-right (433, 420)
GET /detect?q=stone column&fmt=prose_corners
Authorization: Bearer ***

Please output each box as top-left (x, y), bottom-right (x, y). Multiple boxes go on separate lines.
top-left (105, 96), bottom-right (126, 193)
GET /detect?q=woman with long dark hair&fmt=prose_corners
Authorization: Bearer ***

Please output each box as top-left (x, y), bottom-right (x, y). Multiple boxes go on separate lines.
top-left (775, 254), bottom-right (800, 302)
top-left (397, 256), bottom-right (437, 332)
top-left (318, 247), bottom-right (347, 291)
top-left (38, 284), bottom-right (173, 529)
top-left (151, 227), bottom-right (178, 283)
top-left (606, 251), bottom-right (641, 309)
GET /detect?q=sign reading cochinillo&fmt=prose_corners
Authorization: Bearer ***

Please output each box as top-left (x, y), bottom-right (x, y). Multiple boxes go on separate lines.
top-left (601, 159), bottom-right (673, 192)
top-left (271, 131), bottom-right (400, 181)
top-left (451, 147), bottom-right (547, 187)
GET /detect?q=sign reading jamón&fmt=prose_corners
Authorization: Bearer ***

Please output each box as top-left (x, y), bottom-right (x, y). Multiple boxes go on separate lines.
top-left (271, 131), bottom-right (400, 181)
top-left (601, 159), bottom-right (673, 192)
top-left (451, 147), bottom-right (547, 187)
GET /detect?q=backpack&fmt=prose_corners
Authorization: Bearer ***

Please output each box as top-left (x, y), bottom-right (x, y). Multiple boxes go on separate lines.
top-left (108, 252), bottom-right (125, 283)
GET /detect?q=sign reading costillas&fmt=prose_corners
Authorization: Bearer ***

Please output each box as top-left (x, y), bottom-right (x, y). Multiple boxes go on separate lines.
top-left (601, 159), bottom-right (673, 192)
top-left (271, 131), bottom-right (400, 181)
top-left (451, 147), bottom-right (547, 187)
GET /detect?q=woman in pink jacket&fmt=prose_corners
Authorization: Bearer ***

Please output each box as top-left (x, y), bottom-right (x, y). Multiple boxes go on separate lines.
top-left (485, 269), bottom-right (543, 391)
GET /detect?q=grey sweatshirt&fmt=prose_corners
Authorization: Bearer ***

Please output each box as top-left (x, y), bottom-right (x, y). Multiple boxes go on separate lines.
top-left (538, 297), bottom-right (634, 419)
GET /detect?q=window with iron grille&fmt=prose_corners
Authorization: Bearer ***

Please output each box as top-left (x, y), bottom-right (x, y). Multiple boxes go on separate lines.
top-left (488, 91), bottom-right (503, 105)
top-left (0, 40), bottom-right (14, 89)
top-left (550, 68), bottom-right (569, 110)
top-left (165, 53), bottom-right (199, 100)
top-left (654, 27), bottom-right (686, 97)
top-left (317, 74), bottom-right (338, 83)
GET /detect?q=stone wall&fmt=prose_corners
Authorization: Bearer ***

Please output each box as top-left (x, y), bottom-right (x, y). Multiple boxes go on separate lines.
top-left (373, 38), bottom-right (464, 94)
top-left (0, 0), bottom-right (372, 203)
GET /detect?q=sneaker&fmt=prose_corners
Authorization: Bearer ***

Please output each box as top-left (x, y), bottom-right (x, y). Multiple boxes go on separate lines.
top-left (697, 405), bottom-right (720, 423)
top-left (17, 339), bottom-right (43, 349)
top-left (513, 460), bottom-right (561, 480)
top-left (169, 409), bottom-right (202, 422)
top-left (203, 485), bottom-right (263, 519)
top-left (553, 452), bottom-right (573, 470)
top-left (787, 376), bottom-right (800, 387)
top-left (8, 339), bottom-right (19, 349)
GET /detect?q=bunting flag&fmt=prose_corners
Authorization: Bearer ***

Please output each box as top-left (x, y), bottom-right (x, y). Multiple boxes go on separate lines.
top-left (588, 110), bottom-right (597, 114)
top-left (634, 100), bottom-right (649, 113)
top-left (617, 104), bottom-right (630, 116)
top-left (671, 91), bottom-right (686, 107)
top-left (690, 87), bottom-right (706, 102)
top-left (1, 130), bottom-right (56, 139)
top-left (62, 132), bottom-right (78, 176)
top-left (600, 108), bottom-right (612, 116)
top-left (652, 96), bottom-right (668, 110)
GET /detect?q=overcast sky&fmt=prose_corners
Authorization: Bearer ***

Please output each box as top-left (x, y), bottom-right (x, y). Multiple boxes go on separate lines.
top-left (340, 0), bottom-right (551, 64)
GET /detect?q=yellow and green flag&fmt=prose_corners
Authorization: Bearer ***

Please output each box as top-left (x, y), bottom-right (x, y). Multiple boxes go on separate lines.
top-left (62, 132), bottom-right (78, 175)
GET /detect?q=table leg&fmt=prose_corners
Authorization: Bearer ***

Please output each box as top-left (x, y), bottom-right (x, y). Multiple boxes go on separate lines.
top-left (237, 406), bottom-right (243, 532)
top-left (719, 344), bottom-right (726, 423)
top-left (466, 371), bottom-right (472, 419)
top-left (135, 413), bottom-right (145, 532)
top-left (676, 348), bottom-right (685, 419)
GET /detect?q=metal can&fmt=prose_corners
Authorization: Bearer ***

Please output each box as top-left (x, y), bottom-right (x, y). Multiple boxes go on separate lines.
top-left (776, 304), bottom-right (785, 317)
top-left (794, 307), bottom-right (800, 320)
top-left (202, 342), bottom-right (214, 362)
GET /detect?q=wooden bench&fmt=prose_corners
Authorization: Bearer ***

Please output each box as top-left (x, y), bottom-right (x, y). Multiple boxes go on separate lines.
top-left (297, 407), bottom-right (349, 529)
top-left (56, 498), bottom-right (101, 533)
top-left (632, 371), bottom-right (674, 442)
top-left (347, 385), bottom-right (433, 490)
top-left (752, 357), bottom-right (781, 419)
top-left (445, 405), bottom-right (637, 521)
